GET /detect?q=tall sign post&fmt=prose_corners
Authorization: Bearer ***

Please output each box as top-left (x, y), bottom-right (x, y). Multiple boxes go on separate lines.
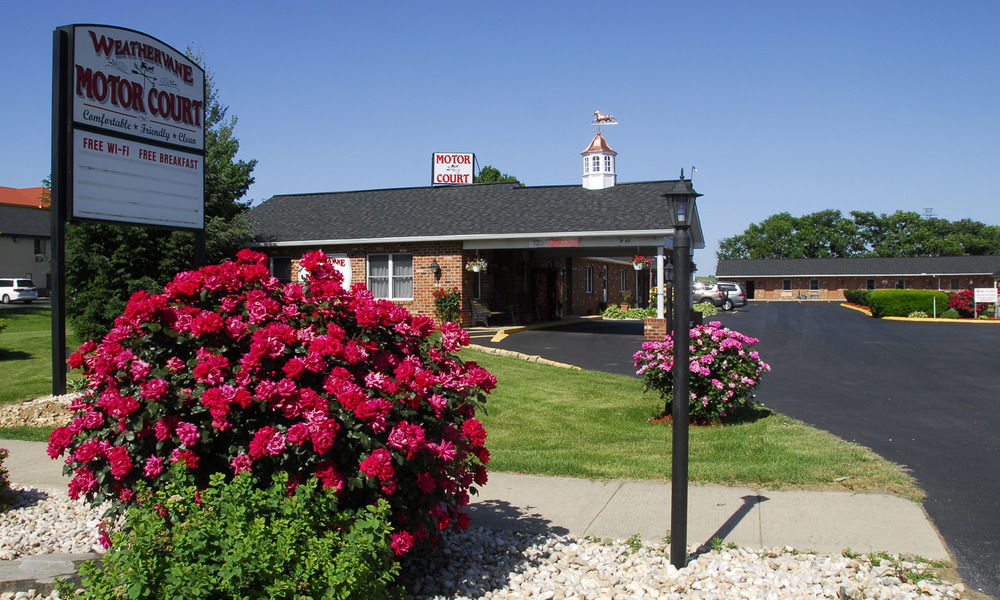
top-left (51, 24), bottom-right (205, 394)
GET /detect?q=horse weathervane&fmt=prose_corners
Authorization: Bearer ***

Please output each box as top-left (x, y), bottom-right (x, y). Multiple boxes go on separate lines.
top-left (591, 110), bottom-right (618, 133)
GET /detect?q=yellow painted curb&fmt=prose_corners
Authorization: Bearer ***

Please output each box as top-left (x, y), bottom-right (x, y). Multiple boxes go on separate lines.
top-left (840, 303), bottom-right (1000, 323)
top-left (466, 344), bottom-right (582, 370)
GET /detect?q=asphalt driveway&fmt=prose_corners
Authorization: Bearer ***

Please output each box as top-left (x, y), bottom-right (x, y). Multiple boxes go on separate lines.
top-left (481, 303), bottom-right (1000, 597)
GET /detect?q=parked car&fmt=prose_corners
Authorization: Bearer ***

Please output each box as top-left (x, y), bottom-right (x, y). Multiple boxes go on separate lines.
top-left (692, 280), bottom-right (724, 307)
top-left (717, 281), bottom-right (747, 310)
top-left (0, 278), bottom-right (38, 304)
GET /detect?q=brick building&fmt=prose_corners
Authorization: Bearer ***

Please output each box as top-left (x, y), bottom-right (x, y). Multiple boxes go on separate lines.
top-left (248, 133), bottom-right (704, 328)
top-left (716, 256), bottom-right (1000, 301)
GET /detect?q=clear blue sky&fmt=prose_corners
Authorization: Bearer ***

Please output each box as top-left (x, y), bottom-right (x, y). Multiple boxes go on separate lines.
top-left (4, 1), bottom-right (998, 274)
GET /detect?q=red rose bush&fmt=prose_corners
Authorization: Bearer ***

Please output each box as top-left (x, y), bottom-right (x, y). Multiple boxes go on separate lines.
top-left (48, 249), bottom-right (496, 554)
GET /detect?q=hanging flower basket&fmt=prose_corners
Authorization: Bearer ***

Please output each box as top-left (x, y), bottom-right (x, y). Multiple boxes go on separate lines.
top-left (465, 258), bottom-right (487, 273)
top-left (631, 255), bottom-right (651, 270)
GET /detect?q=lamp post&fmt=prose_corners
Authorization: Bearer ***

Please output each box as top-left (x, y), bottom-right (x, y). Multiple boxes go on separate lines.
top-left (666, 188), bottom-right (696, 570)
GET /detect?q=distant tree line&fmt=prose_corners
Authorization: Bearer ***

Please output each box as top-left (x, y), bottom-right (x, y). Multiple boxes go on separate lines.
top-left (717, 210), bottom-right (1000, 260)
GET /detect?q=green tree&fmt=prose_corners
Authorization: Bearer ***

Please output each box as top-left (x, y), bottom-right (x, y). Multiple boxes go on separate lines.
top-left (474, 165), bottom-right (521, 185)
top-left (65, 55), bottom-right (256, 341)
top-left (719, 209), bottom-right (1000, 261)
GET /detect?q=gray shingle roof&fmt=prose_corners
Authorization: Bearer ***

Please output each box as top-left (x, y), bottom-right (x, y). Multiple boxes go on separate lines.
top-left (248, 180), bottom-right (701, 245)
top-left (0, 205), bottom-right (49, 237)
top-left (716, 256), bottom-right (1000, 277)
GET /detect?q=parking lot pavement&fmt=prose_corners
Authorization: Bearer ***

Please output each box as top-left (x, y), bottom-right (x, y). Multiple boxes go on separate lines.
top-left (483, 303), bottom-right (1000, 597)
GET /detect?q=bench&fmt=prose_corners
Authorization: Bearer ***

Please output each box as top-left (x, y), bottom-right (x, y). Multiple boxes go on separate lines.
top-left (470, 300), bottom-right (503, 326)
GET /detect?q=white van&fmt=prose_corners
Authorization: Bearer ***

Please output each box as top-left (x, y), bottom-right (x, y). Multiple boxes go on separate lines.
top-left (0, 278), bottom-right (38, 304)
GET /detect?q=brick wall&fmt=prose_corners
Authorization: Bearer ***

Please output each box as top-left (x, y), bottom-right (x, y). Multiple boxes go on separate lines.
top-left (731, 275), bottom-right (998, 301)
top-left (283, 241), bottom-right (471, 326)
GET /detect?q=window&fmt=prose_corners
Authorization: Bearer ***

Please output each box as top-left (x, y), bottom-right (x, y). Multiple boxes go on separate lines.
top-left (620, 270), bottom-right (627, 292)
top-left (866, 279), bottom-right (876, 290)
top-left (810, 279), bottom-right (819, 291)
top-left (591, 156), bottom-right (600, 172)
top-left (33, 239), bottom-right (46, 255)
top-left (604, 155), bottom-right (612, 172)
top-left (585, 265), bottom-right (594, 293)
top-left (782, 279), bottom-right (792, 291)
top-left (367, 254), bottom-right (413, 300)
top-left (271, 258), bottom-right (292, 283)
top-left (895, 279), bottom-right (906, 289)
top-left (950, 278), bottom-right (960, 290)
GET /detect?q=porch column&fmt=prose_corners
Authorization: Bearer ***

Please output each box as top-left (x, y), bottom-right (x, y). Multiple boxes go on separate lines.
top-left (656, 246), bottom-right (665, 318)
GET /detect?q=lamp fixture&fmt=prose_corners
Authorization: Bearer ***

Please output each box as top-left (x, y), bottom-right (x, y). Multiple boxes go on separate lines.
top-left (427, 259), bottom-right (442, 279)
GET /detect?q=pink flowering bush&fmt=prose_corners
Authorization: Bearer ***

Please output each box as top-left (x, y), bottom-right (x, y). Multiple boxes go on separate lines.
top-left (48, 249), bottom-right (496, 554)
top-left (634, 321), bottom-right (770, 424)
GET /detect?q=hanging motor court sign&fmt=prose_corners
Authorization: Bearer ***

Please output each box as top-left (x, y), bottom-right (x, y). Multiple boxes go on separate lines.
top-left (432, 152), bottom-right (474, 185)
top-left (55, 24), bottom-right (205, 229)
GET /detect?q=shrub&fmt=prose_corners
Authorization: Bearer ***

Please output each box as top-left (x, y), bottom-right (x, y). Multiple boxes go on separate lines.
top-left (940, 308), bottom-right (960, 319)
top-left (431, 286), bottom-right (461, 324)
top-left (48, 249), bottom-right (496, 553)
top-left (843, 289), bottom-right (871, 307)
top-left (633, 321), bottom-right (770, 423)
top-left (693, 302), bottom-right (719, 317)
top-left (868, 290), bottom-right (951, 318)
top-left (602, 306), bottom-right (655, 320)
top-left (0, 448), bottom-right (11, 510)
top-left (0, 318), bottom-right (8, 334)
top-left (948, 289), bottom-right (995, 318)
top-left (62, 470), bottom-right (400, 599)
top-left (601, 305), bottom-right (628, 319)
top-left (907, 311), bottom-right (929, 319)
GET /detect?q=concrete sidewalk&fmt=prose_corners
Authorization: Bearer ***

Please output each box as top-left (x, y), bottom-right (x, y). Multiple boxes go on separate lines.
top-left (469, 472), bottom-right (949, 560)
top-left (0, 440), bottom-right (952, 591)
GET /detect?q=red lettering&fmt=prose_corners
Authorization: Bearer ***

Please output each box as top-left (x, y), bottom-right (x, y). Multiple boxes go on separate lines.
top-left (435, 153), bottom-right (472, 164)
top-left (75, 65), bottom-right (93, 98)
top-left (82, 137), bottom-right (103, 152)
top-left (74, 66), bottom-right (145, 112)
top-left (147, 88), bottom-right (202, 126)
top-left (88, 31), bottom-right (115, 56)
top-left (435, 173), bottom-right (471, 184)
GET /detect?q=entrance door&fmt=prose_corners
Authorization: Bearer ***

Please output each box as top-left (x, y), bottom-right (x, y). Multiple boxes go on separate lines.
top-left (746, 280), bottom-right (756, 299)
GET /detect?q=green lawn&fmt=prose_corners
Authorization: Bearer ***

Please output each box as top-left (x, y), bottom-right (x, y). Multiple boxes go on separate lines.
top-left (0, 312), bottom-right (921, 500)
top-left (462, 349), bottom-right (922, 500)
top-left (0, 306), bottom-right (82, 404)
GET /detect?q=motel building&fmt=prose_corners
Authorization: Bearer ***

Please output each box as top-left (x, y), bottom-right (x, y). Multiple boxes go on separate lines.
top-left (248, 131), bottom-right (704, 336)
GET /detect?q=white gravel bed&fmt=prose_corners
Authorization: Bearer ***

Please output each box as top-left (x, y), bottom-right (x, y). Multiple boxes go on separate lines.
top-left (0, 487), bottom-right (967, 599)
top-left (0, 396), bottom-right (967, 598)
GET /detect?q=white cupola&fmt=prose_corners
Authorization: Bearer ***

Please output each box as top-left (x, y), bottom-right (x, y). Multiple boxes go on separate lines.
top-left (581, 132), bottom-right (617, 190)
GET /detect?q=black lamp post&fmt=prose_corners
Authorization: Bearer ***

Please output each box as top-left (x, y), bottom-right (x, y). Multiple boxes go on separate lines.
top-left (665, 187), bottom-right (697, 569)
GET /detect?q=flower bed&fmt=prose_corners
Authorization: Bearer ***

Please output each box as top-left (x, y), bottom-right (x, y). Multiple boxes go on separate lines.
top-left (48, 249), bottom-right (496, 554)
top-left (634, 321), bottom-right (770, 424)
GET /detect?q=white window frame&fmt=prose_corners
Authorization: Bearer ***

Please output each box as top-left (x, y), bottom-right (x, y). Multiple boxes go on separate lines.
top-left (620, 270), bottom-right (627, 292)
top-left (585, 265), bottom-right (594, 294)
top-left (366, 253), bottom-right (413, 300)
top-left (604, 155), bottom-right (612, 172)
top-left (591, 156), bottom-right (600, 172)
